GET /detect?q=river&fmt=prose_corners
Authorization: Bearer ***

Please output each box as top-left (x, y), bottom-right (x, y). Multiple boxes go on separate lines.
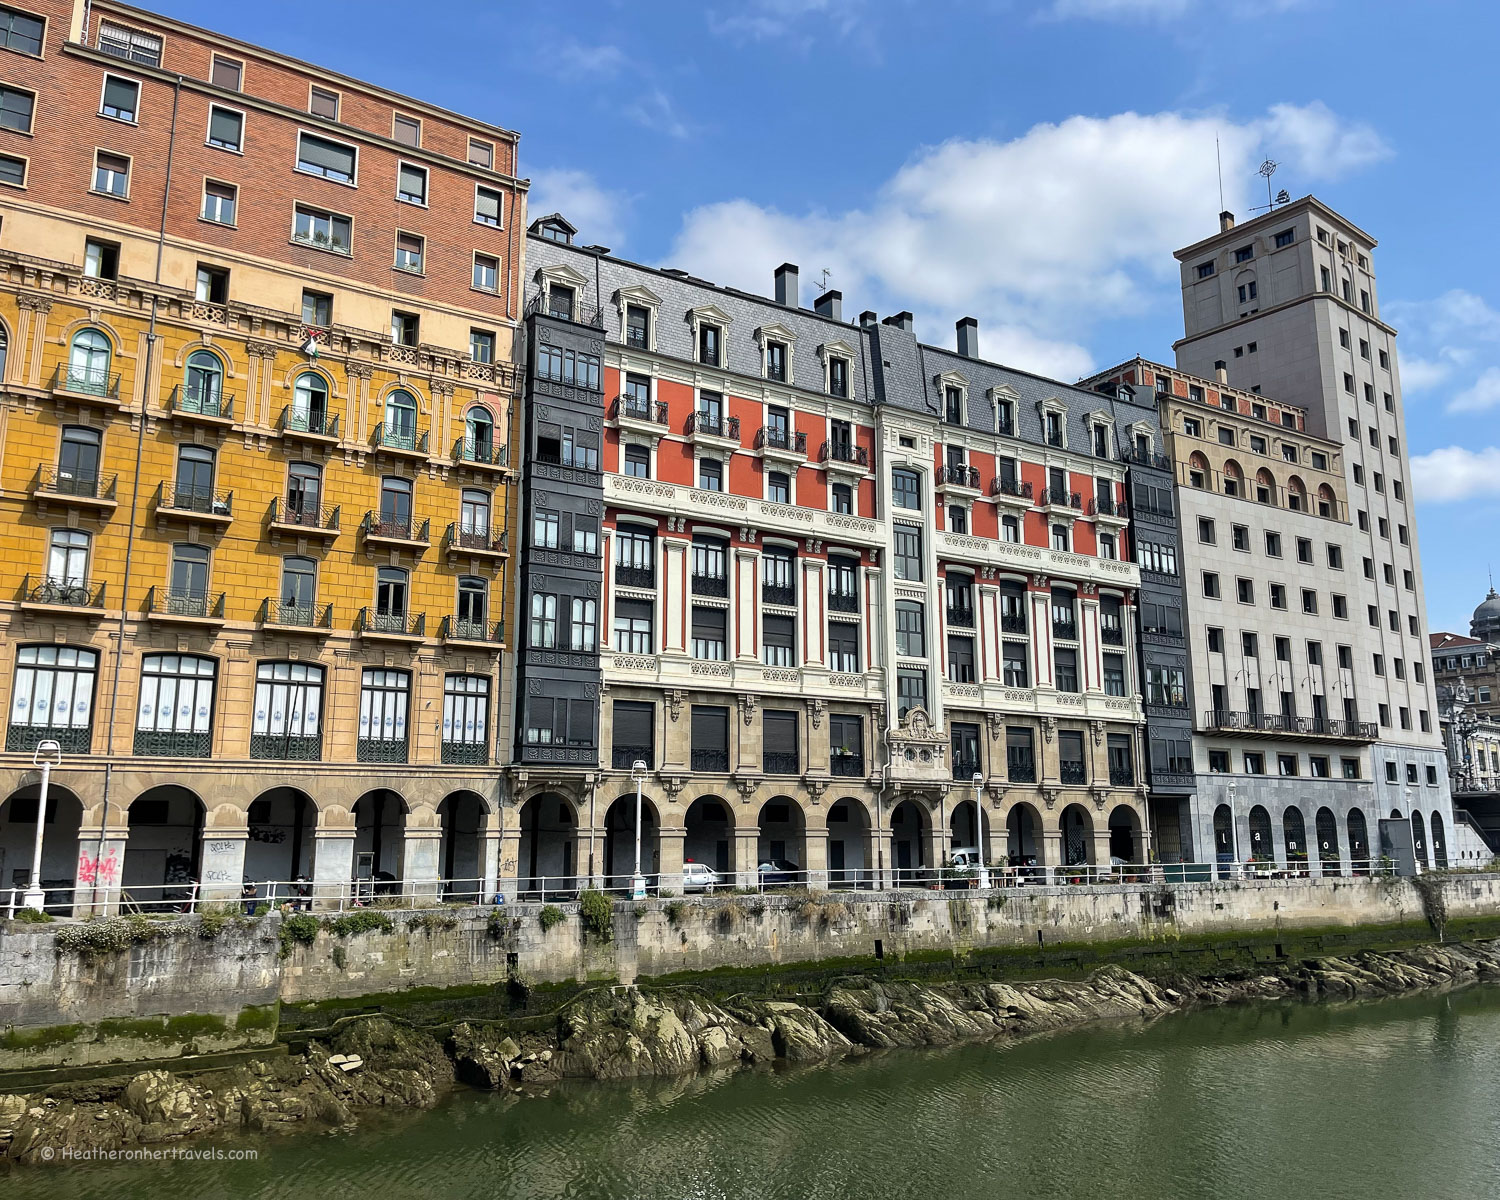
top-left (10, 985), bottom-right (1500, 1199)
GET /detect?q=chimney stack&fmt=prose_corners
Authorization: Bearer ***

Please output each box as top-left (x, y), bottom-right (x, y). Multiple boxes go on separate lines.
top-left (1214, 359), bottom-right (1229, 385)
top-left (859, 310), bottom-right (878, 328)
top-left (774, 263), bottom-right (798, 309)
top-left (1219, 210), bottom-right (1235, 233)
top-left (956, 317), bottom-right (979, 359)
top-left (813, 289), bottom-right (842, 322)
top-left (881, 311), bottom-right (914, 333)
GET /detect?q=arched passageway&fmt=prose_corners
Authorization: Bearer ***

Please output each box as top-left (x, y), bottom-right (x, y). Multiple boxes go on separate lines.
top-left (889, 799), bottom-right (930, 884)
top-left (1347, 808), bottom-right (1371, 874)
top-left (1410, 811), bottom-right (1429, 870)
top-left (122, 786), bottom-right (204, 910)
top-left (1247, 805), bottom-right (1274, 866)
top-left (684, 796), bottom-right (732, 877)
top-left (756, 797), bottom-right (805, 886)
top-left (1213, 803), bottom-right (1235, 878)
top-left (1430, 812), bottom-right (1448, 869)
top-left (352, 789), bottom-right (407, 898)
top-left (1060, 804), bottom-right (1094, 877)
top-left (603, 793), bottom-right (660, 892)
top-left (439, 791), bottom-right (487, 901)
top-left (1107, 805), bottom-right (1142, 866)
top-left (0, 785), bottom-right (84, 912)
top-left (1283, 806), bottom-right (1308, 876)
top-left (827, 799), bottom-right (872, 889)
top-left (518, 793), bottom-right (577, 900)
top-left (1315, 807), bottom-right (1341, 875)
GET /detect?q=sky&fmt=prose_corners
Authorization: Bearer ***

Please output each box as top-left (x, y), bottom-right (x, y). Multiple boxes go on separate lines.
top-left (149, 0), bottom-right (1500, 633)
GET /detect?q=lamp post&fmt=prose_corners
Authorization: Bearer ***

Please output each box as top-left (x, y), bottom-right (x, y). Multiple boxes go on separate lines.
top-left (23, 740), bottom-right (62, 913)
top-left (971, 772), bottom-right (990, 889)
top-left (630, 759), bottom-right (648, 901)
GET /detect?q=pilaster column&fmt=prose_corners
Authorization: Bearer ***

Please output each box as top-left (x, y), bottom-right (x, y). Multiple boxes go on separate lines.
top-left (658, 823), bottom-right (686, 892)
top-left (662, 537), bottom-right (689, 654)
top-left (734, 827), bottom-right (760, 890)
top-left (802, 558), bottom-right (826, 668)
top-left (497, 822), bottom-right (523, 902)
top-left (199, 830), bottom-right (248, 903)
top-left (402, 829), bottom-right (442, 899)
top-left (1079, 588), bottom-right (1101, 693)
top-left (977, 583), bottom-right (1001, 682)
top-left (1029, 577), bottom-right (1054, 689)
top-left (74, 825), bottom-right (127, 917)
top-left (803, 826), bottom-right (829, 890)
top-left (1091, 829), bottom-right (1113, 872)
top-left (735, 547), bottom-right (760, 662)
top-left (312, 829), bottom-right (355, 911)
top-left (480, 817), bottom-right (501, 904)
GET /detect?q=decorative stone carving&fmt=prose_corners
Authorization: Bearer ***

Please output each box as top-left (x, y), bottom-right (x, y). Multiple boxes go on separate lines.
top-left (809, 699), bottom-right (825, 729)
top-left (733, 775), bottom-right (760, 802)
top-left (739, 526), bottom-right (758, 543)
top-left (665, 690), bottom-right (686, 721)
top-left (1041, 716), bottom-right (1056, 743)
top-left (738, 694), bottom-right (758, 726)
top-left (1090, 720), bottom-right (1106, 747)
top-left (1042, 786), bottom-right (1060, 811)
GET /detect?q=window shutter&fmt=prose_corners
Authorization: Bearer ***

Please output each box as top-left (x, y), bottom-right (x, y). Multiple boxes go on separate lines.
top-left (209, 107), bottom-right (241, 146)
top-left (612, 701), bottom-right (653, 749)
top-left (763, 710), bottom-right (797, 754)
top-left (211, 57), bottom-right (241, 89)
top-left (299, 134), bottom-right (354, 177)
top-left (475, 187), bottom-right (501, 224)
top-left (692, 706), bottom-right (728, 752)
top-left (394, 115), bottom-right (420, 147)
top-left (398, 163), bottom-right (426, 200)
top-left (103, 76), bottom-right (136, 113)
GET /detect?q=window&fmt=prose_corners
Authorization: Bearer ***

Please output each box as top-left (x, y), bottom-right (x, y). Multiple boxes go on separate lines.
top-left (391, 311), bottom-right (419, 346)
top-left (892, 467), bottom-right (921, 511)
top-left (697, 458), bottom-right (722, 491)
top-left (897, 669), bottom-right (927, 718)
top-left (300, 289), bottom-right (332, 328)
top-left (10, 644), bottom-right (98, 750)
top-left (829, 356), bottom-right (849, 398)
top-left (895, 601), bottom-right (926, 658)
top-left (1269, 583), bottom-right (1286, 610)
top-left (622, 443), bottom-right (650, 478)
top-left (205, 105), bottom-right (244, 153)
top-left (691, 606), bottom-right (727, 661)
top-left (201, 179), bottom-right (236, 225)
top-left (395, 232), bottom-right (424, 272)
top-left (569, 597), bottom-right (597, 651)
top-left (463, 330), bottom-right (495, 369)
top-left (1103, 654), bottom-right (1126, 697)
top-left (1050, 523), bottom-right (1069, 551)
top-left (1236, 578), bottom-right (1254, 604)
top-left (1265, 531), bottom-right (1282, 557)
top-left (698, 321), bottom-right (721, 367)
top-left (1234, 244), bottom-right (1254, 263)
top-left (764, 613), bottom-right (795, 667)
top-left (767, 341), bottom-right (788, 382)
top-left (1231, 524), bottom-right (1249, 552)
top-left (1301, 589), bottom-right (1318, 615)
top-left (1237, 280), bottom-right (1257, 304)
top-left (308, 85), bottom-right (339, 120)
top-left (1207, 627), bottom-right (1223, 653)
top-left (828, 621), bottom-right (860, 673)
top-left (0, 150), bottom-right (23, 186)
top-left (831, 483), bottom-right (853, 515)
top-left (1202, 572), bottom-right (1220, 599)
top-left (296, 131), bottom-right (355, 182)
top-left (294, 204), bottom-right (351, 253)
top-left (93, 150), bottom-right (129, 197)
top-left (471, 252), bottom-right (499, 292)
top-left (1055, 648), bottom-right (1079, 693)
top-left (1197, 517), bottom-right (1216, 544)
top-left (528, 591), bottom-right (558, 648)
top-left (167, 543), bottom-right (210, 610)
top-left (1146, 665), bottom-right (1186, 707)
top-left (893, 525), bottom-right (922, 582)
top-left (768, 471), bottom-right (790, 504)
top-left (1196, 261), bottom-right (1215, 279)
top-left (613, 598), bottom-right (654, 654)
top-left (358, 669), bottom-right (409, 758)
top-left (547, 284), bottom-right (575, 321)
top-left (100, 75), bottom-right (139, 122)
top-left (250, 661), bottom-right (322, 758)
top-left (46, 527), bottom-right (90, 586)
top-left (1044, 411), bottom-right (1063, 447)
top-left (397, 162), bottom-right (427, 205)
top-left (468, 137), bottom-right (493, 168)
top-left (0, 6), bottom-right (42, 55)
top-left (374, 565), bottom-right (408, 624)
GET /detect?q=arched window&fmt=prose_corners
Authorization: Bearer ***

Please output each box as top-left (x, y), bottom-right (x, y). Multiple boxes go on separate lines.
top-left (184, 350), bottom-right (223, 414)
top-left (465, 406), bottom-right (495, 463)
top-left (68, 329), bottom-right (112, 394)
top-left (251, 661), bottom-right (324, 760)
top-left (1254, 468), bottom-right (1277, 506)
top-left (1316, 483), bottom-right (1337, 518)
top-left (1188, 451), bottom-right (1210, 489)
top-left (1286, 474), bottom-right (1307, 512)
top-left (0, 324), bottom-right (9, 380)
top-left (291, 372), bottom-right (328, 433)
top-left (11, 645), bottom-right (98, 751)
top-left (135, 654), bottom-right (216, 757)
top-left (384, 389), bottom-right (417, 446)
top-left (1221, 458), bottom-right (1243, 498)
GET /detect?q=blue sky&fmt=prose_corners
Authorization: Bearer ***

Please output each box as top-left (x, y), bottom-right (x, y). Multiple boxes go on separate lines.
top-left (152, 0), bottom-right (1500, 633)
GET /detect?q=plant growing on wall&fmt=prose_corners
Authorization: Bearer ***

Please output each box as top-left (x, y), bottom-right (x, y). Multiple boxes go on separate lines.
top-left (578, 889), bottom-right (614, 943)
top-left (278, 913), bottom-right (320, 958)
top-left (538, 905), bottom-right (566, 933)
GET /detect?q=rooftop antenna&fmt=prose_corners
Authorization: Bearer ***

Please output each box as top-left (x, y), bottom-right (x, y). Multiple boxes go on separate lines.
top-left (1249, 159), bottom-right (1284, 213)
top-left (1215, 134), bottom-right (1224, 213)
top-left (815, 268), bottom-right (833, 293)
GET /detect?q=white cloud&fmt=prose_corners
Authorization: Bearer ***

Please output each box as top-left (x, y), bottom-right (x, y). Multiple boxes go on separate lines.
top-left (1450, 367), bottom-right (1500, 414)
top-left (624, 87), bottom-right (690, 140)
top-left (526, 168), bottom-right (629, 250)
top-left (708, 0), bottom-right (867, 43)
top-left (663, 103), bottom-right (1388, 380)
top-left (1400, 356), bottom-right (1452, 392)
top-left (1411, 446), bottom-right (1500, 503)
top-left (1046, 0), bottom-right (1305, 19)
top-left (562, 41), bottom-right (626, 78)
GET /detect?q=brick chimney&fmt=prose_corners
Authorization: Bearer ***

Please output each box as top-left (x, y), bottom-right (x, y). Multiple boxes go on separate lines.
top-left (1219, 210), bottom-right (1235, 232)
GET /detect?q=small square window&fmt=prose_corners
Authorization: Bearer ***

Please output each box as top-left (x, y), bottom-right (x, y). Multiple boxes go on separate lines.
top-left (309, 85), bottom-right (339, 120)
top-left (397, 162), bottom-right (428, 205)
top-left (395, 231), bottom-right (424, 272)
top-left (469, 328), bottom-right (495, 364)
top-left (201, 179), bottom-right (236, 225)
top-left (100, 74), bottom-right (139, 122)
top-left (0, 83), bottom-right (33, 132)
top-left (301, 290), bottom-right (332, 327)
top-left (393, 114), bottom-right (421, 147)
top-left (207, 105), bottom-right (242, 151)
top-left (0, 150), bottom-right (25, 187)
top-left (211, 55), bottom-right (242, 90)
top-left (475, 185), bottom-right (503, 227)
top-left (473, 252), bottom-right (498, 292)
top-left (93, 150), bottom-right (129, 197)
top-left (468, 138), bottom-right (493, 169)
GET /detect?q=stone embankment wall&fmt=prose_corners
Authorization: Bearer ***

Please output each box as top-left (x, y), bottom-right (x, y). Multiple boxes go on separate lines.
top-left (4, 874), bottom-right (1499, 1071)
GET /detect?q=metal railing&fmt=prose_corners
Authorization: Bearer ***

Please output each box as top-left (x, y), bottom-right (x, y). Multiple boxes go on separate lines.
top-left (259, 598), bottom-right (333, 629)
top-left (1102, 624), bottom-right (1125, 646)
top-left (828, 590), bottom-right (858, 613)
top-left (756, 427), bottom-right (807, 454)
top-left (1109, 764), bottom-right (1136, 786)
top-left (279, 406), bottom-right (339, 439)
top-left (1059, 761), bottom-right (1087, 785)
top-left (1089, 497), bottom-right (1127, 518)
top-left (611, 745), bottom-right (653, 770)
top-left (951, 759), bottom-right (980, 783)
top-left (610, 395), bottom-right (669, 425)
top-left (1052, 618), bottom-right (1078, 641)
top-left (21, 574), bottom-right (105, 609)
top-left (692, 573), bottom-right (729, 598)
top-left (1040, 488), bottom-right (1082, 509)
top-left (1006, 754), bottom-right (1037, 783)
top-left (1203, 710), bottom-right (1379, 740)
top-left (133, 729), bottom-right (212, 758)
top-left (525, 290), bottom-right (605, 327)
top-left (170, 384), bottom-right (234, 420)
top-left (37, 466), bottom-right (117, 501)
top-left (615, 564), bottom-right (655, 589)
top-left (686, 412), bottom-right (740, 440)
top-left (1001, 612), bottom-right (1027, 634)
top-left (990, 476), bottom-right (1033, 500)
top-left (441, 741), bottom-right (489, 766)
top-left (363, 512), bottom-right (430, 544)
top-left (439, 614), bottom-right (503, 644)
top-left (250, 733), bottom-right (322, 761)
top-left (820, 441), bottom-right (868, 468)
top-left (269, 498), bottom-right (340, 531)
top-left (445, 522), bottom-right (507, 554)
top-left (1120, 446), bottom-right (1172, 471)
top-left (947, 603), bottom-right (975, 629)
top-left (831, 754), bottom-right (865, 777)
top-left (762, 582), bottom-right (795, 606)
top-left (373, 421), bottom-right (429, 455)
top-left (690, 748), bottom-right (729, 772)
top-left (358, 608), bottom-right (426, 637)
top-left (160, 482), bottom-right (233, 517)
top-left (454, 436), bottom-right (508, 467)
top-left (5, 724), bottom-right (92, 754)
top-left (763, 751), bottom-right (800, 775)
top-left (51, 363), bottom-right (121, 398)
top-left (357, 736), bottom-right (409, 764)
top-left (146, 587), bottom-right (225, 620)
top-left (942, 463), bottom-right (980, 489)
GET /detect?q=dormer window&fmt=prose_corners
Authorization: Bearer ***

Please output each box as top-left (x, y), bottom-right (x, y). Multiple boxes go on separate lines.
top-left (945, 386), bottom-right (963, 425)
top-left (767, 341), bottom-right (787, 382)
top-left (1044, 411), bottom-right (1063, 448)
top-left (1091, 423), bottom-right (1109, 458)
top-left (626, 305), bottom-right (649, 349)
top-left (548, 285), bottom-right (575, 322)
top-left (699, 322), bottom-right (721, 367)
top-left (829, 356), bottom-right (849, 398)
top-left (995, 397), bottom-right (1015, 436)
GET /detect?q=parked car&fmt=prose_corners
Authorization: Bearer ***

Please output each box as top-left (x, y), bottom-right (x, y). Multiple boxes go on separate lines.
top-left (757, 859), bottom-right (801, 887)
top-left (682, 861), bottom-right (721, 893)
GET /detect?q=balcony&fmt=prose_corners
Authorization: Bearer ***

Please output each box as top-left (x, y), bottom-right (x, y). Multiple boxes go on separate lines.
top-left (691, 748), bottom-right (729, 772)
top-left (372, 421), bottom-right (430, 462)
top-left (49, 363), bottom-right (123, 408)
top-left (444, 522), bottom-right (508, 563)
top-left (685, 412), bottom-right (741, 450)
top-left (167, 384), bottom-right (235, 429)
top-left (1006, 753), bottom-right (1037, 784)
top-left (1120, 446), bottom-right (1172, 471)
top-left (6, 724), bottom-right (93, 754)
top-left (1039, 488), bottom-right (1082, 511)
top-left (145, 587), bottom-right (225, 627)
top-left (611, 745), bottom-right (654, 771)
top-left (692, 573), bottom-right (729, 598)
top-left (452, 436), bottom-right (509, 475)
top-left (990, 476), bottom-right (1034, 506)
top-left (440, 614), bottom-right (504, 649)
top-left (828, 589), bottom-right (859, 614)
top-left (258, 597), bottom-right (333, 634)
top-left (442, 740), bottom-right (490, 766)
top-left (133, 729), bottom-right (211, 758)
top-left (763, 751), bottom-right (800, 776)
top-left (362, 512), bottom-right (430, 551)
top-left (156, 483), bottom-right (233, 528)
top-left (358, 608), bottom-right (427, 643)
top-left (938, 463), bottom-right (981, 496)
top-left (1109, 763), bottom-right (1136, 787)
top-left (357, 737), bottom-right (409, 764)
top-left (1203, 710), bottom-right (1378, 741)
top-left (1088, 497), bottom-right (1129, 523)
top-left (819, 441), bottom-right (870, 476)
top-left (1052, 618), bottom-right (1078, 641)
top-left (830, 752), bottom-right (865, 778)
top-left (755, 426), bottom-right (807, 463)
top-left (762, 582), bottom-right (796, 607)
top-left (1101, 623), bottom-right (1125, 646)
top-left (615, 563), bottom-right (655, 590)
top-left (33, 467), bottom-right (118, 515)
top-left (524, 289), bottom-right (605, 328)
top-left (609, 395), bottom-right (670, 438)
top-left (18, 574), bottom-right (107, 617)
top-left (1059, 761), bottom-right (1087, 785)
top-left (267, 498), bottom-right (340, 542)
top-left (1001, 612), bottom-right (1028, 635)
top-left (250, 733), bottom-right (322, 761)
top-left (946, 603), bottom-right (975, 629)
top-left (951, 759), bottom-right (981, 783)
top-left (278, 405), bottom-right (340, 447)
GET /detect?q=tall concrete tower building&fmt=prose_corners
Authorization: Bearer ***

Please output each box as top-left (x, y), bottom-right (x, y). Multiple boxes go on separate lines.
top-left (1171, 197), bottom-right (1454, 868)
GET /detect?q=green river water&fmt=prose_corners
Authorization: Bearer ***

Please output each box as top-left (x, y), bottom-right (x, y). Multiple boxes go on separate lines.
top-left (9, 984), bottom-right (1500, 1200)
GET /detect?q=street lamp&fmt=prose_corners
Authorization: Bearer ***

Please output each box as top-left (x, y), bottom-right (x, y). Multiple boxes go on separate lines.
top-left (23, 740), bottom-right (62, 913)
top-left (630, 759), bottom-right (648, 902)
top-left (971, 772), bottom-right (990, 889)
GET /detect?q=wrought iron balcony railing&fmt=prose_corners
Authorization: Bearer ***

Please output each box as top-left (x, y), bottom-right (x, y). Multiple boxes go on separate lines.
top-left (524, 290), bottom-right (605, 327)
top-left (7, 724), bottom-right (93, 754)
top-left (1052, 619), bottom-right (1078, 641)
top-left (1109, 763), bottom-right (1136, 786)
top-left (1203, 710), bottom-right (1379, 740)
top-left (439, 614), bottom-right (503, 644)
top-left (133, 729), bottom-right (212, 758)
top-left (373, 421), bottom-right (429, 455)
top-left (990, 476), bottom-right (1033, 500)
top-left (363, 512), bottom-right (430, 544)
top-left (612, 745), bottom-right (654, 770)
top-left (692, 574), bottom-right (729, 598)
top-left (762, 582), bottom-right (796, 606)
top-left (1120, 446), bottom-right (1173, 471)
top-left (615, 564), bottom-right (655, 589)
top-left (442, 740), bottom-right (489, 766)
top-left (828, 590), bottom-right (858, 614)
top-left (269, 498), bottom-right (340, 532)
top-left (444, 522), bottom-right (507, 555)
top-left (160, 482), bottom-right (233, 517)
top-left (1006, 753), bottom-right (1037, 784)
top-left (454, 436), bottom-right (508, 467)
top-left (946, 604), bottom-right (975, 629)
top-left (146, 587), bottom-right (225, 620)
top-left (690, 748), bottom-right (729, 772)
top-left (1039, 488), bottom-right (1082, 510)
top-left (951, 759), bottom-right (981, 783)
top-left (169, 384), bottom-right (234, 421)
top-left (756, 426), bottom-right (807, 454)
top-left (831, 753), bottom-right (866, 777)
top-left (51, 363), bottom-right (121, 398)
top-left (942, 463), bottom-right (980, 489)
top-left (1089, 497), bottom-right (1127, 518)
top-left (259, 598), bottom-right (333, 629)
top-left (686, 412), bottom-right (740, 441)
top-left (1102, 624), bottom-right (1125, 646)
top-left (249, 733), bottom-right (323, 761)
top-left (819, 441), bottom-right (869, 468)
top-left (358, 607), bottom-right (426, 638)
top-left (610, 395), bottom-right (669, 425)
top-left (1001, 612), bottom-right (1028, 634)
top-left (21, 574), bottom-right (105, 609)
top-left (763, 751), bottom-right (800, 776)
top-left (36, 466), bottom-right (117, 502)
top-left (1059, 761), bottom-right (1087, 785)
top-left (357, 736), bottom-right (409, 764)
top-left (278, 406), bottom-right (339, 439)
